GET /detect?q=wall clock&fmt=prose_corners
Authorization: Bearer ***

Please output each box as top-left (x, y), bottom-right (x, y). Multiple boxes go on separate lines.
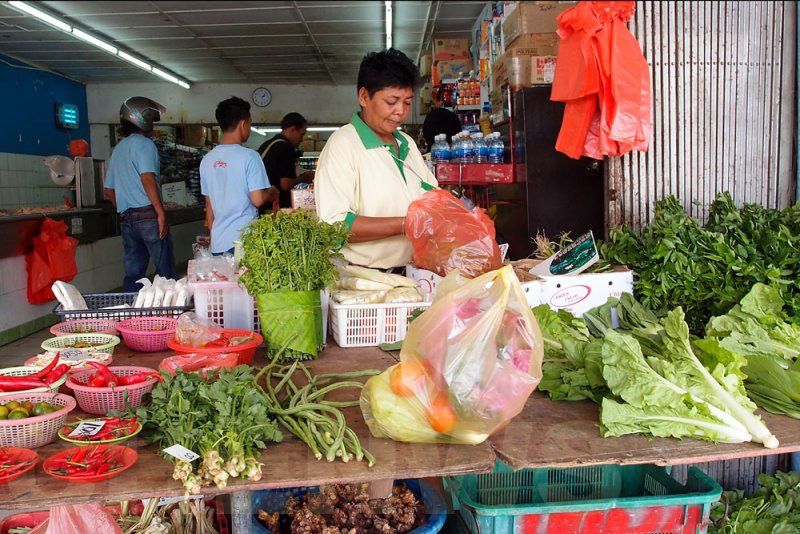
top-left (252, 87), bottom-right (272, 107)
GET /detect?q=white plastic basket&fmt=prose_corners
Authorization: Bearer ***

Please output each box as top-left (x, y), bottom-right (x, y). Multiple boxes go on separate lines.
top-left (188, 261), bottom-right (260, 332)
top-left (330, 301), bottom-right (432, 348)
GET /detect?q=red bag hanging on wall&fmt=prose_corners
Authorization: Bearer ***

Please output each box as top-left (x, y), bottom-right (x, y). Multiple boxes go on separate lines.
top-left (25, 218), bottom-right (79, 304)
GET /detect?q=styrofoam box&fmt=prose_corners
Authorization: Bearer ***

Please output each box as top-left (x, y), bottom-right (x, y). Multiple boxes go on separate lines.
top-left (405, 263), bottom-right (634, 318)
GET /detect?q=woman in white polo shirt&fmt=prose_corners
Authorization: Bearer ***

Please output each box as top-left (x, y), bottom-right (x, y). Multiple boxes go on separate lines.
top-left (315, 48), bottom-right (438, 270)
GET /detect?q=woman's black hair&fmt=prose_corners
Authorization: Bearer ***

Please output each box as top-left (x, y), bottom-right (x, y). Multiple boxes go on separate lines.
top-left (357, 48), bottom-right (420, 96)
top-left (215, 96), bottom-right (251, 132)
top-left (422, 107), bottom-right (463, 149)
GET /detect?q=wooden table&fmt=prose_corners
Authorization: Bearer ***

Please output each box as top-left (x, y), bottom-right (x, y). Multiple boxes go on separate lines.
top-left (489, 391), bottom-right (800, 470)
top-left (0, 344), bottom-right (496, 533)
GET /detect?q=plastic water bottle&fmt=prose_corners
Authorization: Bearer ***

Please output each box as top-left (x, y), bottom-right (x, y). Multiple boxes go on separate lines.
top-left (431, 134), bottom-right (450, 164)
top-left (460, 131), bottom-right (476, 164)
top-left (472, 133), bottom-right (487, 163)
top-left (450, 133), bottom-right (461, 163)
top-left (487, 133), bottom-right (505, 163)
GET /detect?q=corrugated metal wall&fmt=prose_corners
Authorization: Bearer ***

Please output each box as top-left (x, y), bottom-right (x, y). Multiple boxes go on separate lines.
top-left (609, 1), bottom-right (797, 231)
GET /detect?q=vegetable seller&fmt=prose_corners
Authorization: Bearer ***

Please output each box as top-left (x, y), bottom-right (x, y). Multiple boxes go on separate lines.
top-left (201, 96), bottom-right (277, 256)
top-left (315, 48), bottom-right (438, 270)
top-left (257, 112), bottom-right (316, 214)
top-left (104, 96), bottom-right (177, 291)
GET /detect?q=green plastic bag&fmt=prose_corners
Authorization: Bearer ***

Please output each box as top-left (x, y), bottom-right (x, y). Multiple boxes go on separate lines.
top-left (256, 290), bottom-right (323, 360)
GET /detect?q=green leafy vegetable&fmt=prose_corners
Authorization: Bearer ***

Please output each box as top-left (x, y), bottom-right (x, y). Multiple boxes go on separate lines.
top-left (710, 470), bottom-right (800, 533)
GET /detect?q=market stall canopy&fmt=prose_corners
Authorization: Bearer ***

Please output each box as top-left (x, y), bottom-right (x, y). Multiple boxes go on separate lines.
top-left (0, 1), bottom-right (486, 85)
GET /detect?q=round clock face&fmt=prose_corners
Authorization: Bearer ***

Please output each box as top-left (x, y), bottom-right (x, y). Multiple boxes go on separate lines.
top-left (252, 87), bottom-right (272, 107)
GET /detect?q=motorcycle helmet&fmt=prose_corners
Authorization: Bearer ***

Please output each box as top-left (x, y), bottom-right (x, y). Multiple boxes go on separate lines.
top-left (120, 96), bottom-right (166, 132)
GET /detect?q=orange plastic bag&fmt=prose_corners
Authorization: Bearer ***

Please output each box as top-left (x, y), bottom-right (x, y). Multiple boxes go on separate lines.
top-left (551, 1), bottom-right (651, 160)
top-left (29, 502), bottom-right (123, 534)
top-left (25, 217), bottom-right (79, 304)
top-left (360, 266), bottom-right (544, 444)
top-left (405, 189), bottom-right (502, 278)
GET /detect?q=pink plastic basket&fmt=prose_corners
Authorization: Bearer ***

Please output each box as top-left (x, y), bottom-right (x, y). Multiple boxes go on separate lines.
top-left (116, 317), bottom-right (177, 352)
top-left (0, 392), bottom-right (76, 448)
top-left (66, 366), bottom-right (159, 415)
top-left (50, 319), bottom-right (118, 337)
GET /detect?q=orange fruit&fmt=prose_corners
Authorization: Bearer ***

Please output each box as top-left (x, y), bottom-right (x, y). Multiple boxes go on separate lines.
top-left (426, 392), bottom-right (457, 433)
top-left (389, 360), bottom-right (428, 397)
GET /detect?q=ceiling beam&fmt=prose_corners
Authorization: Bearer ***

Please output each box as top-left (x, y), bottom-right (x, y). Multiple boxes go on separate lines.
top-left (145, 0), bottom-right (253, 83)
top-left (415, 1), bottom-right (434, 66)
top-left (419, 1), bottom-right (442, 65)
top-left (291, 1), bottom-right (337, 85)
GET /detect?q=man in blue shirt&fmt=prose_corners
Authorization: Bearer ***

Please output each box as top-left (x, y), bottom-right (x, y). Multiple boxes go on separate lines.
top-left (104, 96), bottom-right (177, 291)
top-left (200, 96), bottom-right (276, 255)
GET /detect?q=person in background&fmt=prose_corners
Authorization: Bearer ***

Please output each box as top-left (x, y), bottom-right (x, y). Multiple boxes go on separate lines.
top-left (422, 107), bottom-right (462, 154)
top-left (200, 96), bottom-right (277, 256)
top-left (315, 48), bottom-right (438, 270)
top-left (104, 96), bottom-right (176, 292)
top-left (257, 112), bottom-right (315, 213)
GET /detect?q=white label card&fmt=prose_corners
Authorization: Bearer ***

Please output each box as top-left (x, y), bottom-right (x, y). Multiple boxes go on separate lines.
top-left (162, 444), bottom-right (200, 462)
top-left (68, 420), bottom-right (106, 438)
top-left (60, 348), bottom-right (90, 362)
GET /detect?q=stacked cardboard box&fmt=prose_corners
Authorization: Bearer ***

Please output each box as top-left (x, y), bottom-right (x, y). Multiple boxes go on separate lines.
top-left (432, 36), bottom-right (472, 86)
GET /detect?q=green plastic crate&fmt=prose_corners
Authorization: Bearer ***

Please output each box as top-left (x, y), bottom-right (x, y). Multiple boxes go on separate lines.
top-left (445, 462), bottom-right (722, 534)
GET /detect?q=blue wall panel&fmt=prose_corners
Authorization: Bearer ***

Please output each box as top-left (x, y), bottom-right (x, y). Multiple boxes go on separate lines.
top-left (0, 53), bottom-right (90, 156)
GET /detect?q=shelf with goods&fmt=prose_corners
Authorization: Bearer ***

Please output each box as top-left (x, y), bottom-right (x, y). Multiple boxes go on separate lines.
top-left (151, 129), bottom-right (207, 208)
top-left (298, 151), bottom-right (320, 171)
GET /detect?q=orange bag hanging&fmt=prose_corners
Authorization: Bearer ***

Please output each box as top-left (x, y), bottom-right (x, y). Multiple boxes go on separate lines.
top-left (25, 217), bottom-right (79, 304)
top-left (404, 189), bottom-right (502, 279)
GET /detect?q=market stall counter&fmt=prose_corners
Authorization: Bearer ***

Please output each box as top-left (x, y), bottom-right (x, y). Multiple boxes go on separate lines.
top-left (490, 392), bottom-right (800, 471)
top-left (0, 344), bottom-right (496, 529)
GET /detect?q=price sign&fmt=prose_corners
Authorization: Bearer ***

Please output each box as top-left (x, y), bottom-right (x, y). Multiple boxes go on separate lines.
top-left (68, 420), bottom-right (106, 438)
top-left (162, 444), bottom-right (200, 462)
top-left (60, 348), bottom-right (90, 362)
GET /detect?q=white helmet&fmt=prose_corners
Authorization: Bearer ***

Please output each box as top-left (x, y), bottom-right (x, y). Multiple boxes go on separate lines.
top-left (120, 96), bottom-right (165, 132)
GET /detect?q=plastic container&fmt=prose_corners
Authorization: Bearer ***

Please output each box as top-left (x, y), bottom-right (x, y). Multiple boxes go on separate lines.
top-left (431, 134), bottom-right (451, 164)
top-left (0, 365), bottom-right (69, 393)
top-left (472, 132), bottom-right (487, 163)
top-left (50, 319), bottom-right (118, 337)
top-left (116, 317), bottom-right (177, 352)
top-left (330, 301), bottom-right (432, 348)
top-left (53, 292), bottom-right (193, 322)
top-left (40, 333), bottom-right (120, 355)
top-left (446, 462), bottom-right (723, 534)
top-left (251, 479), bottom-right (446, 534)
top-left (0, 511), bottom-right (48, 534)
top-left (66, 366), bottom-right (159, 415)
top-left (0, 392), bottom-right (76, 448)
top-left (487, 133), bottom-right (504, 164)
top-left (167, 330), bottom-right (263, 366)
top-left (188, 259), bottom-right (261, 332)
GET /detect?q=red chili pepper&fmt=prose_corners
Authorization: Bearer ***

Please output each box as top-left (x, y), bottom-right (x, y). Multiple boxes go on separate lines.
top-left (70, 447), bottom-right (88, 463)
top-left (204, 336), bottom-right (231, 348)
top-left (94, 463), bottom-right (111, 475)
top-left (29, 352), bottom-right (60, 379)
top-left (118, 372), bottom-right (162, 386)
top-left (88, 373), bottom-right (106, 388)
top-left (44, 364), bottom-right (70, 385)
top-left (0, 378), bottom-right (52, 391)
top-left (85, 362), bottom-right (121, 387)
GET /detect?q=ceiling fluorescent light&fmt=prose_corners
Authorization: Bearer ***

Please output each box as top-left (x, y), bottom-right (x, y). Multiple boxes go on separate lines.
top-left (152, 68), bottom-right (179, 84)
top-left (72, 28), bottom-right (117, 55)
top-left (250, 127), bottom-right (266, 136)
top-left (8, 1), bottom-right (71, 32)
top-left (385, 1), bottom-right (393, 49)
top-left (118, 51), bottom-right (152, 72)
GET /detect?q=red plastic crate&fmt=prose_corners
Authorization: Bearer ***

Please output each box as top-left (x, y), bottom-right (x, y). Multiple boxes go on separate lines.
top-left (435, 163), bottom-right (514, 185)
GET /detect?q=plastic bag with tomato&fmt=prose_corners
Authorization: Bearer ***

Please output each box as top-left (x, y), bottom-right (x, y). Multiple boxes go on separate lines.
top-left (360, 266), bottom-right (544, 444)
top-left (175, 312), bottom-right (222, 347)
top-left (405, 189), bottom-right (502, 278)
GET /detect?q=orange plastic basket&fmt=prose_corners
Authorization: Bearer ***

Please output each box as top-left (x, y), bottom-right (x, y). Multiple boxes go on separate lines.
top-left (167, 329), bottom-right (263, 365)
top-left (66, 366), bottom-right (158, 415)
top-left (0, 392), bottom-right (76, 448)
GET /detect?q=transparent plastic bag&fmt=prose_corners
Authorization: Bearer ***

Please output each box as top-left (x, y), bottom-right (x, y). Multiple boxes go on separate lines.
top-left (175, 312), bottom-right (222, 347)
top-left (405, 189), bottom-right (502, 278)
top-left (360, 266), bottom-right (544, 444)
top-left (29, 502), bottom-right (123, 534)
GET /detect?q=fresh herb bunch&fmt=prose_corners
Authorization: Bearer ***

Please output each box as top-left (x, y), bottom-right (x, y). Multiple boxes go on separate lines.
top-left (240, 210), bottom-right (348, 294)
top-left (133, 367), bottom-right (283, 495)
top-left (710, 470), bottom-right (800, 533)
top-left (601, 192), bottom-right (800, 334)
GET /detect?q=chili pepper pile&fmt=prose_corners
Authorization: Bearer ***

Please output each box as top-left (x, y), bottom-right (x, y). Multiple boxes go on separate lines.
top-left (0, 448), bottom-right (35, 479)
top-left (203, 334), bottom-right (255, 348)
top-left (46, 445), bottom-right (126, 478)
top-left (61, 416), bottom-right (140, 442)
top-left (0, 353), bottom-right (69, 392)
top-left (78, 362), bottom-right (162, 388)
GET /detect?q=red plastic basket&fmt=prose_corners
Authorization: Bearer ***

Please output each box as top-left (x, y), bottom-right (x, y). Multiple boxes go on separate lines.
top-left (167, 329), bottom-right (263, 365)
top-left (50, 319), bottom-right (118, 337)
top-left (66, 366), bottom-right (158, 415)
top-left (116, 317), bottom-right (178, 352)
top-left (0, 392), bottom-right (76, 448)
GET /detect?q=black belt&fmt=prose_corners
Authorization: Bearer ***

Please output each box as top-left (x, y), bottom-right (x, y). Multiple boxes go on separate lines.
top-left (124, 205), bottom-right (154, 213)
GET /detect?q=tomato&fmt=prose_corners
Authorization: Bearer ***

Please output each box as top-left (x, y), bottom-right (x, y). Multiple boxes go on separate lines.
top-left (426, 392), bottom-right (457, 433)
top-left (389, 360), bottom-right (429, 397)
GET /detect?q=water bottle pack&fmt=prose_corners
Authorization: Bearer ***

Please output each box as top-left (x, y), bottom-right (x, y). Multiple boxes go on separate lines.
top-left (434, 132), bottom-right (504, 165)
top-left (431, 134), bottom-right (451, 164)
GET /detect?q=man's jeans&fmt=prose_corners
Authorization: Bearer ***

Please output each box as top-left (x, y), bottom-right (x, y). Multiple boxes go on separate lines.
top-left (121, 208), bottom-right (177, 292)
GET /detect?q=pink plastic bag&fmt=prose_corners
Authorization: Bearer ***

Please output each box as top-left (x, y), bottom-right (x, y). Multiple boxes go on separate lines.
top-left (405, 189), bottom-right (502, 278)
top-left (159, 352), bottom-right (239, 376)
top-left (29, 502), bottom-right (123, 534)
